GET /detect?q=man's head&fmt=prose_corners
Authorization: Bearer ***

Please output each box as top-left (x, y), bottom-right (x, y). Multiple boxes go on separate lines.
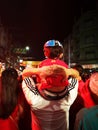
top-left (37, 65), bottom-right (69, 91)
top-left (22, 64), bottom-right (79, 92)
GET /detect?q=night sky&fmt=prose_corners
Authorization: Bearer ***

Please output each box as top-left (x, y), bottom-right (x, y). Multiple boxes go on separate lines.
top-left (0, 0), bottom-right (96, 59)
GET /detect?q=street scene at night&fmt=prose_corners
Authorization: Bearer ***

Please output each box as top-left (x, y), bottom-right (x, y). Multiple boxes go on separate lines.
top-left (0, 0), bottom-right (98, 130)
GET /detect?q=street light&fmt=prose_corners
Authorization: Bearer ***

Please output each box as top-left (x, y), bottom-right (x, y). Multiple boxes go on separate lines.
top-left (25, 46), bottom-right (30, 51)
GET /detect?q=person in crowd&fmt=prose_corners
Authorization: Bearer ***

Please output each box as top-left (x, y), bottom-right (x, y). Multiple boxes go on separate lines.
top-left (38, 39), bottom-right (68, 68)
top-left (69, 71), bottom-right (98, 130)
top-left (74, 72), bottom-right (98, 130)
top-left (72, 64), bottom-right (85, 91)
top-left (74, 105), bottom-right (98, 130)
top-left (21, 64), bottom-right (79, 130)
top-left (0, 68), bottom-right (23, 130)
top-left (72, 64), bottom-right (91, 83)
top-left (69, 64), bottom-right (85, 130)
top-left (21, 39), bottom-right (79, 130)
top-left (72, 64), bottom-right (84, 77)
top-left (18, 75), bottom-right (32, 130)
top-left (78, 72), bottom-right (98, 108)
top-left (82, 69), bottom-right (91, 82)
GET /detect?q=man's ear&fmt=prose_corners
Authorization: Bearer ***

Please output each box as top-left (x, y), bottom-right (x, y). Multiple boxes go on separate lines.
top-left (59, 53), bottom-right (63, 59)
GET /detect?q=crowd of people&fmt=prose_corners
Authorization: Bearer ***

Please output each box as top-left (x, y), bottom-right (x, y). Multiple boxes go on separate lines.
top-left (0, 39), bottom-right (98, 130)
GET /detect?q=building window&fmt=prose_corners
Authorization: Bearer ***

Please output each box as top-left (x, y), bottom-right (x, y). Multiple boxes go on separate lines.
top-left (85, 51), bottom-right (95, 59)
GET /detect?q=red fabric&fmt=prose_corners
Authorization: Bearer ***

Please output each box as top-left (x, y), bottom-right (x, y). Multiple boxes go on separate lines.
top-left (32, 113), bottom-right (42, 130)
top-left (79, 79), bottom-right (96, 108)
top-left (78, 80), bottom-right (85, 92)
top-left (0, 105), bottom-right (19, 130)
top-left (39, 59), bottom-right (68, 68)
top-left (0, 118), bottom-right (18, 130)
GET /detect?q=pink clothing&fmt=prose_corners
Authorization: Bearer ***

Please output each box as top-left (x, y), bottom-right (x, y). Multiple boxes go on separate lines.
top-left (39, 58), bottom-right (68, 68)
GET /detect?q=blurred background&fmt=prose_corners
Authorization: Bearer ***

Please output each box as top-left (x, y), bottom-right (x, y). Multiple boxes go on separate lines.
top-left (0, 0), bottom-right (97, 74)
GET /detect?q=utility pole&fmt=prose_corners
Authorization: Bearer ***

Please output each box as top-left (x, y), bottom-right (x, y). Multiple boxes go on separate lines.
top-left (68, 37), bottom-right (71, 68)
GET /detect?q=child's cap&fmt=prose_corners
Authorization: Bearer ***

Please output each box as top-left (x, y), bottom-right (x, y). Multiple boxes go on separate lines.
top-left (44, 40), bottom-right (63, 47)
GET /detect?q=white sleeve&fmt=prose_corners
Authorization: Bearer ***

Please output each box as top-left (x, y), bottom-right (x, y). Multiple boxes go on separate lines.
top-left (22, 77), bottom-right (38, 105)
top-left (67, 78), bottom-right (78, 105)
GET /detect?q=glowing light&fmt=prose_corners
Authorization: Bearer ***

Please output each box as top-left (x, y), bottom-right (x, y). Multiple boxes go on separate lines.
top-left (25, 46), bottom-right (30, 51)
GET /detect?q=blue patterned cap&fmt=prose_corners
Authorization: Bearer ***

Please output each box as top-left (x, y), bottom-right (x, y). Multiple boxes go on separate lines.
top-left (44, 40), bottom-right (63, 47)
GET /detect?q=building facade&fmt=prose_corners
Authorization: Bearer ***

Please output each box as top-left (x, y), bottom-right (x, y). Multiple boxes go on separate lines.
top-left (64, 8), bottom-right (98, 69)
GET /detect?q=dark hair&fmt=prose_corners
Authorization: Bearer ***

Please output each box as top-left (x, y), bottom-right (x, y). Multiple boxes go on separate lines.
top-left (0, 68), bottom-right (19, 119)
top-left (46, 46), bottom-right (64, 59)
top-left (73, 64), bottom-right (84, 77)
